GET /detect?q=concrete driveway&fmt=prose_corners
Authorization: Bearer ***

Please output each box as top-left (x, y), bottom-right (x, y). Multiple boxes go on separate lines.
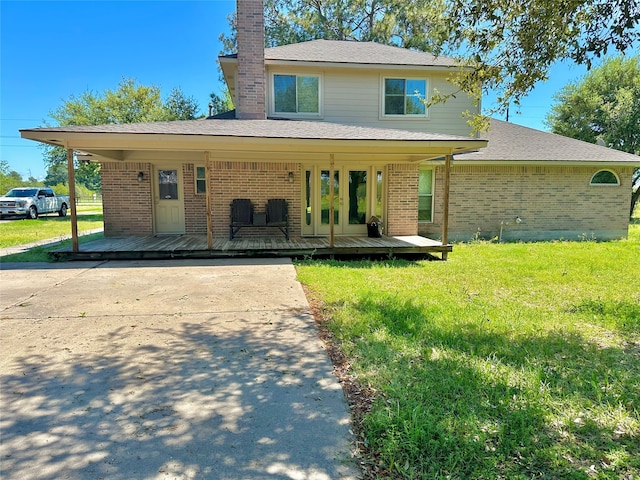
top-left (0, 259), bottom-right (358, 480)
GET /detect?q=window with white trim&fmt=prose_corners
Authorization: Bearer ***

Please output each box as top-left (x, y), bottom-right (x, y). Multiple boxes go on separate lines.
top-left (273, 74), bottom-right (320, 114)
top-left (418, 169), bottom-right (434, 222)
top-left (590, 170), bottom-right (620, 186)
top-left (196, 166), bottom-right (206, 194)
top-left (384, 78), bottom-right (427, 116)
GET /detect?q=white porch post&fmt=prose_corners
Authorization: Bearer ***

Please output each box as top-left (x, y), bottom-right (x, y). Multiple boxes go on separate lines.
top-left (441, 153), bottom-right (452, 260)
top-left (205, 151), bottom-right (213, 250)
top-left (66, 148), bottom-right (79, 252)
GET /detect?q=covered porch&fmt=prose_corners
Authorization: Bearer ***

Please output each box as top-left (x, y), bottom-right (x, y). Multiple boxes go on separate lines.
top-left (21, 118), bottom-right (486, 261)
top-left (49, 233), bottom-right (452, 261)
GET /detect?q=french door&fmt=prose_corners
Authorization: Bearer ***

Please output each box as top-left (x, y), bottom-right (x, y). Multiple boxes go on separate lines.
top-left (303, 165), bottom-right (385, 236)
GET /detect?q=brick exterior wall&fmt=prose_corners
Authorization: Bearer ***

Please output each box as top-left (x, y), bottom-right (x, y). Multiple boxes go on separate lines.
top-left (386, 164), bottom-right (419, 236)
top-left (236, 0), bottom-right (266, 120)
top-left (183, 163), bottom-right (207, 234)
top-left (419, 165), bottom-right (634, 242)
top-left (100, 161), bottom-right (632, 242)
top-left (101, 162), bottom-right (153, 236)
top-left (211, 161), bottom-right (300, 239)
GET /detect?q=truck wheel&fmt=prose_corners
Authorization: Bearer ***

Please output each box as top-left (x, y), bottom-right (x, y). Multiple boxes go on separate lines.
top-left (27, 206), bottom-right (38, 219)
top-left (58, 204), bottom-right (68, 217)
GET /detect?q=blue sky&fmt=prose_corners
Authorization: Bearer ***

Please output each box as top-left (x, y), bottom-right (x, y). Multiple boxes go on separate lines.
top-left (0, 0), bottom-right (600, 180)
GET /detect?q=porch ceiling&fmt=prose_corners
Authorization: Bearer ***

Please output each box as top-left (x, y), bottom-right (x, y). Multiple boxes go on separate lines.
top-left (20, 118), bottom-right (486, 164)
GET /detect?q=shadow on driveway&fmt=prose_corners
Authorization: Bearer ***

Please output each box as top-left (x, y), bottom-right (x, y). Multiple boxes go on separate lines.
top-left (0, 259), bottom-right (358, 479)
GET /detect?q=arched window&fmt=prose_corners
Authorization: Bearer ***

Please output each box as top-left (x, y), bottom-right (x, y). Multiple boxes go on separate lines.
top-left (590, 170), bottom-right (620, 186)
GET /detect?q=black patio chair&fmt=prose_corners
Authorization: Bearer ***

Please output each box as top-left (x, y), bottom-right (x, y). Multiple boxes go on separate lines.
top-left (266, 198), bottom-right (289, 240)
top-left (229, 199), bottom-right (254, 239)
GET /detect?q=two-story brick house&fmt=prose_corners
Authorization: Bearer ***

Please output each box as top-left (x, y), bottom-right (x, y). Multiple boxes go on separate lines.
top-left (20, 0), bottom-right (639, 258)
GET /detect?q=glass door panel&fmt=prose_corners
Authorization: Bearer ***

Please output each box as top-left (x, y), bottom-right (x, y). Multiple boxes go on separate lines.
top-left (320, 170), bottom-right (339, 226)
top-left (344, 170), bottom-right (368, 234)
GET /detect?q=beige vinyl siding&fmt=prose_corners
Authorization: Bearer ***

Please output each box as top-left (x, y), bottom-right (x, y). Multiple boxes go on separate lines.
top-left (266, 65), bottom-right (477, 136)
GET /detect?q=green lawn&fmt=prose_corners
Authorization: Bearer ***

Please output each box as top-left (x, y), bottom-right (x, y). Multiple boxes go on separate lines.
top-left (0, 204), bottom-right (103, 249)
top-left (296, 225), bottom-right (640, 479)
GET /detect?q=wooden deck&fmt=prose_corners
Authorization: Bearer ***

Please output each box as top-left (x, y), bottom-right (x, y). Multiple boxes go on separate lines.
top-left (50, 234), bottom-right (452, 261)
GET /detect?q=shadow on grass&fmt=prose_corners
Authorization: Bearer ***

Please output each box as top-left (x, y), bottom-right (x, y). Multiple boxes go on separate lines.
top-left (341, 294), bottom-right (640, 479)
top-left (569, 299), bottom-right (640, 333)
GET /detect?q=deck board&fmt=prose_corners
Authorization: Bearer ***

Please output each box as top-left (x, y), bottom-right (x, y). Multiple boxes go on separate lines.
top-left (50, 234), bottom-right (452, 261)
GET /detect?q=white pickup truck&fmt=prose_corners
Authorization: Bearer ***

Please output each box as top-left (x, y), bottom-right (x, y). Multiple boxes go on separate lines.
top-left (0, 187), bottom-right (70, 219)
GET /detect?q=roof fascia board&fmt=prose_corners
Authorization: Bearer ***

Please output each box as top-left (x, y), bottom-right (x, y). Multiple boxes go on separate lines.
top-left (21, 130), bottom-right (486, 156)
top-left (220, 55), bottom-right (468, 73)
top-left (426, 159), bottom-right (640, 167)
top-left (264, 59), bottom-right (464, 72)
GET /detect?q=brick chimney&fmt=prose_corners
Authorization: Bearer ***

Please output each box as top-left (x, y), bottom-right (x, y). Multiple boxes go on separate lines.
top-left (236, 0), bottom-right (266, 120)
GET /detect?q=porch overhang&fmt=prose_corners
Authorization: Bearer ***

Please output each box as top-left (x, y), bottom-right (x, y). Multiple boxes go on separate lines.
top-left (20, 118), bottom-right (487, 164)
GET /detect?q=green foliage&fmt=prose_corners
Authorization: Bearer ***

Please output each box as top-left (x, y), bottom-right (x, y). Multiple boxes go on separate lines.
top-left (0, 160), bottom-right (44, 193)
top-left (42, 77), bottom-right (201, 191)
top-left (209, 89), bottom-right (234, 116)
top-left (445, 0), bottom-right (640, 117)
top-left (222, 0), bottom-right (639, 122)
top-left (547, 55), bottom-right (640, 216)
top-left (164, 87), bottom-right (201, 120)
top-left (221, 0), bottom-right (449, 55)
top-left (547, 56), bottom-right (640, 154)
top-left (297, 230), bottom-right (640, 479)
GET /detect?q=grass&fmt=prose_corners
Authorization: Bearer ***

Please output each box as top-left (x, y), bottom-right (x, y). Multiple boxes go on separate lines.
top-left (296, 224), bottom-right (640, 479)
top-left (1, 232), bottom-right (105, 262)
top-left (0, 204), bottom-right (103, 249)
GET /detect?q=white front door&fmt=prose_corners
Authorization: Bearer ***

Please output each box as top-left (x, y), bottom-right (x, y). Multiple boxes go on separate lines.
top-left (153, 167), bottom-right (185, 234)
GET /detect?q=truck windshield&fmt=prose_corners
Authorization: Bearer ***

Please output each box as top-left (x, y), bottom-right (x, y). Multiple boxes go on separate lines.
top-left (5, 188), bottom-right (39, 197)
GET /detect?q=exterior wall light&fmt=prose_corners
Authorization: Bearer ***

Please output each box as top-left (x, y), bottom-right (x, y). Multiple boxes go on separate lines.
top-left (288, 171), bottom-right (294, 183)
top-left (137, 172), bottom-right (144, 183)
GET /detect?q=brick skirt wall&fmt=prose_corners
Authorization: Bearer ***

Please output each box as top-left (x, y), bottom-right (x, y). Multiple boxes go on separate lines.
top-left (419, 165), bottom-right (634, 242)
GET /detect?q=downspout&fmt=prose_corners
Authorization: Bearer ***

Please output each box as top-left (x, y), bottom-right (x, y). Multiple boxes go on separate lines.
top-left (66, 147), bottom-right (79, 252)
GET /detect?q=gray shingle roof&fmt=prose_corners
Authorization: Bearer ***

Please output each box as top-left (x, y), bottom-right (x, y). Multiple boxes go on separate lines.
top-left (455, 119), bottom-right (640, 164)
top-left (21, 118), bottom-right (477, 142)
top-left (222, 39), bottom-right (457, 67)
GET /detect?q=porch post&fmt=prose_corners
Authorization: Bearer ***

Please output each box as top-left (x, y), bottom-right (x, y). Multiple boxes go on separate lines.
top-left (205, 151), bottom-right (213, 249)
top-left (441, 153), bottom-right (452, 260)
top-left (329, 154), bottom-right (335, 248)
top-left (66, 148), bottom-right (79, 252)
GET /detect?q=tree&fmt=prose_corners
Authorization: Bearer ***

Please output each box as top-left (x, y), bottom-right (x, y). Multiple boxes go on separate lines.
top-left (208, 89), bottom-right (234, 116)
top-left (547, 55), bottom-right (640, 216)
top-left (43, 77), bottom-right (201, 191)
top-left (0, 160), bottom-right (42, 193)
top-left (220, 0), bottom-right (639, 125)
top-left (447, 0), bottom-right (640, 121)
top-left (164, 87), bottom-right (201, 120)
top-left (220, 0), bottom-right (449, 55)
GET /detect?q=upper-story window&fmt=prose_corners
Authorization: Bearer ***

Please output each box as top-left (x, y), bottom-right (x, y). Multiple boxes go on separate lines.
top-left (273, 74), bottom-right (320, 115)
top-left (384, 78), bottom-right (427, 116)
